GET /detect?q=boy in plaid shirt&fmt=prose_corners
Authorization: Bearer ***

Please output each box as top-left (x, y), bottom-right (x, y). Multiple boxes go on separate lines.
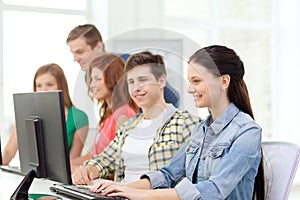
top-left (72, 51), bottom-right (199, 184)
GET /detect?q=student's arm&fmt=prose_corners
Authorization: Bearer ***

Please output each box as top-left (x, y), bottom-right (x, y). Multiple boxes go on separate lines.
top-left (70, 147), bottom-right (93, 166)
top-left (124, 178), bottom-right (151, 189)
top-left (72, 164), bottom-right (100, 185)
top-left (72, 128), bottom-right (123, 185)
top-left (69, 125), bottom-right (89, 159)
top-left (90, 176), bottom-right (180, 200)
top-left (92, 142), bottom-right (189, 199)
top-left (91, 176), bottom-right (152, 192)
top-left (69, 107), bottom-right (89, 159)
top-left (101, 183), bottom-right (180, 200)
top-left (120, 188), bottom-right (179, 200)
top-left (2, 125), bottom-right (18, 165)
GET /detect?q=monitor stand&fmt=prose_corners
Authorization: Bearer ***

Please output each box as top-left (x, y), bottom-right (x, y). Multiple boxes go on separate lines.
top-left (10, 117), bottom-right (45, 200)
top-left (10, 169), bottom-right (36, 200)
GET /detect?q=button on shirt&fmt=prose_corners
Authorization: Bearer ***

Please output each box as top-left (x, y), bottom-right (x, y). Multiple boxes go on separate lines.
top-left (144, 103), bottom-right (262, 200)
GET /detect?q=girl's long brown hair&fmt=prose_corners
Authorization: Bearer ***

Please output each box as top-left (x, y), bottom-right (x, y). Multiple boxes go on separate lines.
top-left (189, 45), bottom-right (265, 200)
top-left (33, 63), bottom-right (73, 108)
top-left (88, 53), bottom-right (138, 125)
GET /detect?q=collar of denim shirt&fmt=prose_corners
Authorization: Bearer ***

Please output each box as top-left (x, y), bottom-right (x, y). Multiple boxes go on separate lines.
top-left (203, 103), bottom-right (239, 135)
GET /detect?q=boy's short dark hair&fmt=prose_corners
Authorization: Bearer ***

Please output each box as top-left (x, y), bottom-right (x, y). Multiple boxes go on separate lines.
top-left (125, 51), bottom-right (167, 80)
top-left (66, 24), bottom-right (102, 49)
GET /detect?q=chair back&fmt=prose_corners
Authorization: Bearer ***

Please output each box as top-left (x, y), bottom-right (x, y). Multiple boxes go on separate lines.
top-left (262, 141), bottom-right (300, 200)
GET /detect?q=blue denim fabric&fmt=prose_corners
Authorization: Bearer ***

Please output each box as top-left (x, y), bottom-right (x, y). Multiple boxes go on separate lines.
top-left (144, 103), bottom-right (262, 200)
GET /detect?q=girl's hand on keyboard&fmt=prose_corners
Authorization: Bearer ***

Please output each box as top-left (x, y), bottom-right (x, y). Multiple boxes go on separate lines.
top-left (90, 179), bottom-right (120, 193)
top-left (100, 184), bottom-right (153, 200)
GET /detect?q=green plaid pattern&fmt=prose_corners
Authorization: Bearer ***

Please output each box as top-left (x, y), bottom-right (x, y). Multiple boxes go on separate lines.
top-left (84, 109), bottom-right (199, 182)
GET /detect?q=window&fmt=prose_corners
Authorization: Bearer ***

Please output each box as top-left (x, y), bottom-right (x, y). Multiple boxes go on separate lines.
top-left (163, 0), bottom-right (273, 138)
top-left (3, 0), bottom-right (86, 10)
top-left (0, 1), bottom-right (87, 143)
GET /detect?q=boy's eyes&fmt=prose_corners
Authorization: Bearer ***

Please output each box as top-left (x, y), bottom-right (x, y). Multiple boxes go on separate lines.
top-left (76, 50), bottom-right (85, 55)
top-left (127, 78), bottom-right (148, 84)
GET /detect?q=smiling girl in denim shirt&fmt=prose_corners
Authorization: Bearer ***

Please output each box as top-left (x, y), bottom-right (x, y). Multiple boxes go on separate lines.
top-left (91, 45), bottom-right (265, 200)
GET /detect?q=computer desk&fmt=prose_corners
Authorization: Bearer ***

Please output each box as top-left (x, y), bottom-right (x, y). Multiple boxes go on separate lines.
top-left (0, 169), bottom-right (72, 199)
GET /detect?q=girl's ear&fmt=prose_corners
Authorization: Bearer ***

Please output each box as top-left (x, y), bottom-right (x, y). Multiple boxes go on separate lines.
top-left (221, 74), bottom-right (230, 90)
top-left (97, 41), bottom-right (103, 48)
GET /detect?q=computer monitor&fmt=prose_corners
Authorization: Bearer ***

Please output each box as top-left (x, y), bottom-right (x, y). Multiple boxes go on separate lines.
top-left (11, 91), bottom-right (72, 199)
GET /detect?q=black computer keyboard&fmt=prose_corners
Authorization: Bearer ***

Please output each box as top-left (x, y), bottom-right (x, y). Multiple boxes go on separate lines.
top-left (58, 184), bottom-right (125, 200)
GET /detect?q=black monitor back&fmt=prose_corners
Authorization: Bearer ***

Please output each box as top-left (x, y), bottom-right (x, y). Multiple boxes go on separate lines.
top-left (13, 91), bottom-right (72, 184)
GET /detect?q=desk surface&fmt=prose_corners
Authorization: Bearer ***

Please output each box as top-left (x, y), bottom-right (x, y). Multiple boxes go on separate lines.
top-left (0, 169), bottom-right (71, 199)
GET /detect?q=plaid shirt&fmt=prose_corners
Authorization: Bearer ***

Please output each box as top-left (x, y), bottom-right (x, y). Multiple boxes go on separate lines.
top-left (84, 105), bottom-right (199, 182)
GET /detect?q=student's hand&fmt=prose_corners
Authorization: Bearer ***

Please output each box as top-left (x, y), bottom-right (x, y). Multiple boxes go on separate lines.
top-left (70, 164), bottom-right (80, 173)
top-left (71, 165), bottom-right (99, 185)
top-left (90, 179), bottom-right (121, 193)
top-left (99, 184), bottom-right (151, 200)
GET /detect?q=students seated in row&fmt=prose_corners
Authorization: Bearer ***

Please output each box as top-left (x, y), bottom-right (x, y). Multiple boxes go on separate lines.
top-left (89, 45), bottom-right (265, 200)
top-left (1, 64), bottom-right (89, 165)
top-left (71, 53), bottom-right (139, 169)
top-left (72, 51), bottom-right (199, 185)
top-left (66, 24), bottom-right (181, 108)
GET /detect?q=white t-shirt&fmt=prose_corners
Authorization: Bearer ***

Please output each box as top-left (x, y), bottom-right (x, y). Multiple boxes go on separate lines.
top-left (72, 71), bottom-right (98, 128)
top-left (121, 111), bottom-right (165, 183)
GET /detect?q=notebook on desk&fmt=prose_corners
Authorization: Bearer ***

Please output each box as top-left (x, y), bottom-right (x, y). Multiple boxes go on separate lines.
top-left (50, 183), bottom-right (126, 200)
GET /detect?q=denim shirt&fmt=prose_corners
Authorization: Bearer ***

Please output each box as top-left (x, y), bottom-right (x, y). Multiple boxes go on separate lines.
top-left (143, 103), bottom-right (262, 200)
